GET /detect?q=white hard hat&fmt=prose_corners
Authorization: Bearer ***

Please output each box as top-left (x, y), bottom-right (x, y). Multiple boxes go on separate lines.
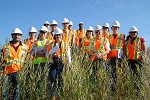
top-left (129, 26), bottom-right (138, 32)
top-left (28, 27), bottom-right (37, 33)
top-left (112, 21), bottom-right (120, 28)
top-left (103, 23), bottom-right (109, 28)
top-left (95, 25), bottom-right (102, 30)
top-left (86, 26), bottom-right (93, 31)
top-left (11, 28), bottom-right (22, 35)
top-left (62, 18), bottom-right (69, 23)
top-left (39, 26), bottom-right (48, 32)
top-left (79, 22), bottom-right (84, 25)
top-left (44, 21), bottom-right (50, 25)
top-left (50, 20), bottom-right (58, 25)
top-left (53, 28), bottom-right (63, 36)
top-left (69, 21), bottom-right (73, 26)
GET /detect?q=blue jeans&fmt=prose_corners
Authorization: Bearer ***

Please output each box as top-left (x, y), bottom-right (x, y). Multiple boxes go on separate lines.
top-left (2, 72), bottom-right (20, 100)
top-left (48, 63), bottom-right (64, 96)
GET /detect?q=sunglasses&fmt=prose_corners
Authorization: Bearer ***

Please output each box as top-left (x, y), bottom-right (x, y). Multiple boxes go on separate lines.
top-left (40, 30), bottom-right (46, 33)
top-left (129, 32), bottom-right (137, 34)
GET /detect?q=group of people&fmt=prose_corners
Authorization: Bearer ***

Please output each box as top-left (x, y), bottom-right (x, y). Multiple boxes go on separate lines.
top-left (0, 18), bottom-right (147, 100)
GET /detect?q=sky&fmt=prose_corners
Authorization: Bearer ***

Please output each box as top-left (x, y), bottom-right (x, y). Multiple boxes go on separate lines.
top-left (0, 0), bottom-right (150, 47)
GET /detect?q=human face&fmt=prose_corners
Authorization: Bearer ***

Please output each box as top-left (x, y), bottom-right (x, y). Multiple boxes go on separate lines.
top-left (95, 30), bottom-right (102, 38)
top-left (86, 30), bottom-right (93, 38)
top-left (40, 31), bottom-right (47, 39)
top-left (12, 33), bottom-right (22, 42)
top-left (50, 25), bottom-right (57, 31)
top-left (55, 34), bottom-right (63, 43)
top-left (62, 23), bottom-right (69, 29)
top-left (29, 32), bottom-right (36, 38)
top-left (129, 32), bottom-right (137, 38)
top-left (68, 25), bottom-right (72, 30)
top-left (103, 27), bottom-right (109, 33)
top-left (79, 24), bottom-right (84, 29)
top-left (112, 26), bottom-right (119, 34)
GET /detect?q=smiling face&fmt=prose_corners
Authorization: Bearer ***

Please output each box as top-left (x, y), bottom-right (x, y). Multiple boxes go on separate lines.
top-left (54, 34), bottom-right (63, 43)
top-left (50, 24), bottom-right (57, 31)
top-left (112, 26), bottom-right (119, 34)
top-left (129, 31), bottom-right (138, 38)
top-left (95, 30), bottom-right (102, 39)
top-left (86, 30), bottom-right (93, 38)
top-left (12, 33), bottom-right (22, 42)
top-left (29, 32), bottom-right (36, 38)
top-left (62, 23), bottom-right (69, 29)
top-left (39, 31), bottom-right (47, 39)
top-left (103, 27), bottom-right (109, 33)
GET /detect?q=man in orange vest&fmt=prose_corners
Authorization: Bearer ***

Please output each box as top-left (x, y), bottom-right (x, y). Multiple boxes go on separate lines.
top-left (1, 28), bottom-right (28, 100)
top-left (107, 21), bottom-right (125, 86)
top-left (102, 23), bottom-right (111, 39)
top-left (47, 28), bottom-right (71, 100)
top-left (24, 27), bottom-right (37, 53)
top-left (125, 26), bottom-right (147, 77)
top-left (48, 20), bottom-right (58, 41)
top-left (76, 22), bottom-right (86, 48)
top-left (89, 25), bottom-right (110, 81)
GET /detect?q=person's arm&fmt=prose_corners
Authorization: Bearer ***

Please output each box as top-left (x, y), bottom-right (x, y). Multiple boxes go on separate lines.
top-left (141, 40), bottom-right (147, 57)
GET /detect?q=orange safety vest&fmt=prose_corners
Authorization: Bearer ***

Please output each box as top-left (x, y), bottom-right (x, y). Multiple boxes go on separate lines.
top-left (63, 29), bottom-right (72, 45)
top-left (81, 36), bottom-right (93, 54)
top-left (76, 29), bottom-right (86, 39)
top-left (24, 38), bottom-right (36, 52)
top-left (89, 37), bottom-right (108, 61)
top-left (102, 32), bottom-right (111, 39)
top-left (108, 33), bottom-right (125, 58)
top-left (48, 31), bottom-right (54, 41)
top-left (48, 41), bottom-right (69, 63)
top-left (126, 37), bottom-right (143, 60)
top-left (2, 43), bottom-right (27, 74)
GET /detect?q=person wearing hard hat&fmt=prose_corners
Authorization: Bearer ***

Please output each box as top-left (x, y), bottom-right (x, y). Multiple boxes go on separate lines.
top-left (89, 25), bottom-right (110, 81)
top-left (43, 21), bottom-right (51, 39)
top-left (102, 23), bottom-right (111, 38)
top-left (47, 28), bottom-right (71, 100)
top-left (48, 20), bottom-right (58, 41)
top-left (81, 26), bottom-right (94, 54)
top-left (107, 21), bottom-right (125, 87)
top-left (30, 26), bottom-right (50, 70)
top-left (125, 26), bottom-right (147, 77)
top-left (68, 21), bottom-right (78, 47)
top-left (76, 22), bottom-right (86, 48)
top-left (62, 18), bottom-right (73, 45)
top-left (24, 27), bottom-right (37, 52)
top-left (1, 28), bottom-right (28, 99)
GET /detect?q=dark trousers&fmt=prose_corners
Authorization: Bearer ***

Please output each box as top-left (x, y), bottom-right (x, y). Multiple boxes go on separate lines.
top-left (2, 72), bottom-right (20, 100)
top-left (128, 60), bottom-right (142, 77)
top-left (48, 62), bottom-right (64, 96)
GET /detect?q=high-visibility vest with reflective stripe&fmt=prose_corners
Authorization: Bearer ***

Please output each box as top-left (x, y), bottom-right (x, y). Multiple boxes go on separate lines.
top-left (48, 31), bottom-right (54, 41)
top-left (3, 43), bottom-right (27, 74)
top-left (126, 37), bottom-right (142, 60)
top-left (81, 37), bottom-right (93, 54)
top-left (62, 29), bottom-right (72, 45)
top-left (89, 37), bottom-right (107, 60)
top-left (108, 33), bottom-right (125, 58)
top-left (48, 41), bottom-right (69, 63)
top-left (102, 32), bottom-right (111, 39)
top-left (77, 29), bottom-right (86, 39)
top-left (32, 39), bottom-right (50, 64)
top-left (24, 38), bottom-right (36, 52)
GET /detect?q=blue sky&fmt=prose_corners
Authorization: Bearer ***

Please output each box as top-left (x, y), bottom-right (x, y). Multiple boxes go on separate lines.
top-left (0, 0), bottom-right (150, 47)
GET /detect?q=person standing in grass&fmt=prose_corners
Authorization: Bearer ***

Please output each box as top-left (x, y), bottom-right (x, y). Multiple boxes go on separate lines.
top-left (1, 28), bottom-right (28, 100)
top-left (30, 26), bottom-right (50, 71)
top-left (125, 26), bottom-right (147, 77)
top-left (107, 21), bottom-right (125, 86)
top-left (24, 27), bottom-right (37, 53)
top-left (89, 25), bottom-right (110, 81)
top-left (47, 28), bottom-right (71, 100)
top-left (102, 22), bottom-right (111, 39)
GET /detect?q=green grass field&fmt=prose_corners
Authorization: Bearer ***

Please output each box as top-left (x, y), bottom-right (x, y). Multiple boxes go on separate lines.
top-left (0, 48), bottom-right (150, 100)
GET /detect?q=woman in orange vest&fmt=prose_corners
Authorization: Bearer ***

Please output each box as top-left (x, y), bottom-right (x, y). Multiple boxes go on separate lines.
top-left (1, 28), bottom-right (28, 100)
top-left (125, 26), bottom-right (147, 77)
top-left (107, 21), bottom-right (125, 85)
top-left (81, 26), bottom-right (94, 54)
top-left (24, 27), bottom-right (37, 53)
top-left (89, 25), bottom-right (110, 81)
top-left (47, 28), bottom-right (71, 100)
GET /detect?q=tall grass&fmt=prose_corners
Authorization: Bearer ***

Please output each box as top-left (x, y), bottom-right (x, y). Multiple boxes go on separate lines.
top-left (0, 48), bottom-right (150, 100)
